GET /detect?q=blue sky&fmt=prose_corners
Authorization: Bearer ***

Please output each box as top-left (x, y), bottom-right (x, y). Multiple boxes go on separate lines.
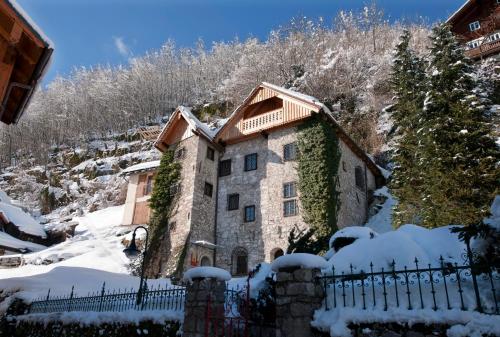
top-left (17, 0), bottom-right (465, 84)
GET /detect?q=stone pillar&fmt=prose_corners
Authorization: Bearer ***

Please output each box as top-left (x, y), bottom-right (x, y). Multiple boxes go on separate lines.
top-left (275, 267), bottom-right (324, 337)
top-left (183, 277), bottom-right (226, 337)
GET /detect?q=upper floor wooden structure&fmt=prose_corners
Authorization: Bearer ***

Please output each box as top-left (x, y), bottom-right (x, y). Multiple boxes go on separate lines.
top-left (447, 0), bottom-right (500, 59)
top-left (0, 0), bottom-right (53, 125)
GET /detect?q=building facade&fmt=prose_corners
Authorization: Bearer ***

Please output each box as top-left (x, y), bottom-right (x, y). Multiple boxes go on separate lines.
top-left (447, 0), bottom-right (500, 60)
top-left (125, 83), bottom-right (384, 276)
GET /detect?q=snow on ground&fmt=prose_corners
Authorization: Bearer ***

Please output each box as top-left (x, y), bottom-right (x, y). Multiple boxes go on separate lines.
top-left (365, 186), bottom-right (396, 234)
top-left (0, 205), bottom-right (171, 314)
top-left (313, 307), bottom-right (500, 337)
top-left (324, 224), bottom-right (465, 274)
top-left (0, 201), bottom-right (47, 238)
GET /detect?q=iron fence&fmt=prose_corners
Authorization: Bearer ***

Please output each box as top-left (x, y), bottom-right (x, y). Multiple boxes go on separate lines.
top-left (319, 255), bottom-right (499, 315)
top-left (28, 282), bottom-right (186, 314)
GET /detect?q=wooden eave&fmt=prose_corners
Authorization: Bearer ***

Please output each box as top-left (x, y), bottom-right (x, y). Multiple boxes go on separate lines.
top-left (446, 0), bottom-right (476, 24)
top-left (214, 83), bottom-right (323, 143)
top-left (0, 0), bottom-right (53, 125)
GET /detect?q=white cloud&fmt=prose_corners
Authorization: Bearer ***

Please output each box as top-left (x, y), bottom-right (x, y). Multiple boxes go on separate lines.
top-left (113, 36), bottom-right (130, 57)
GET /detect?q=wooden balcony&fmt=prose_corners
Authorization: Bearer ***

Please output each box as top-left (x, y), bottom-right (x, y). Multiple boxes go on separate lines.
top-left (241, 108), bottom-right (284, 134)
top-left (465, 39), bottom-right (500, 59)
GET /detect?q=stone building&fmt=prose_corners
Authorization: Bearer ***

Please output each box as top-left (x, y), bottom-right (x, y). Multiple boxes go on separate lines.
top-left (125, 83), bottom-right (384, 276)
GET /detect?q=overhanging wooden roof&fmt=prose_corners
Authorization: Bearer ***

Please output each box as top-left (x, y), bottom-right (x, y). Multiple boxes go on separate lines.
top-left (446, 0), bottom-right (476, 24)
top-left (0, 0), bottom-right (53, 125)
top-left (215, 83), bottom-right (384, 179)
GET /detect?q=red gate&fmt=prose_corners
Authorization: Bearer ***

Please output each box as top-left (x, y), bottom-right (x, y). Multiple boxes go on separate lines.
top-left (204, 276), bottom-right (276, 337)
top-left (205, 278), bottom-right (250, 337)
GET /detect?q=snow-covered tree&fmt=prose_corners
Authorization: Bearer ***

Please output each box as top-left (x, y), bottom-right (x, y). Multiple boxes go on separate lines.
top-left (418, 24), bottom-right (499, 228)
top-left (389, 30), bottom-right (427, 227)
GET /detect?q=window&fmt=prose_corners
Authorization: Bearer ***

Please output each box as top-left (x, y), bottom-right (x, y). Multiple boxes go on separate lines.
top-left (206, 147), bottom-right (215, 161)
top-left (244, 205), bottom-right (256, 222)
top-left (232, 247), bottom-right (248, 275)
top-left (355, 166), bottom-right (365, 190)
top-left (174, 147), bottom-right (186, 160)
top-left (469, 21), bottom-right (480, 31)
top-left (169, 183), bottom-right (181, 196)
top-left (200, 256), bottom-right (211, 267)
top-left (490, 32), bottom-right (500, 42)
top-left (144, 175), bottom-right (154, 195)
top-left (169, 221), bottom-right (176, 231)
top-left (283, 142), bottom-right (298, 161)
top-left (244, 153), bottom-right (258, 171)
top-left (271, 248), bottom-right (284, 261)
top-left (227, 193), bottom-right (239, 210)
top-left (283, 199), bottom-right (298, 217)
top-left (204, 182), bottom-right (213, 197)
top-left (283, 182), bottom-right (297, 199)
top-left (219, 159), bottom-right (232, 177)
top-left (342, 161), bottom-right (347, 172)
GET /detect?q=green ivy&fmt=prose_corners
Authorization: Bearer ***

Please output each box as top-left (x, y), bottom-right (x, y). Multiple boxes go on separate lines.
top-left (145, 149), bottom-right (181, 274)
top-left (291, 114), bottom-right (341, 253)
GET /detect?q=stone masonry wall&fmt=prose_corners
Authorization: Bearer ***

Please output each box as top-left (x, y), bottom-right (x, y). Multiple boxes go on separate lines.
top-left (160, 135), bottom-right (200, 276)
top-left (337, 140), bottom-right (377, 229)
top-left (189, 137), bottom-right (219, 267)
top-left (216, 125), bottom-right (378, 274)
top-left (216, 134), bottom-right (268, 273)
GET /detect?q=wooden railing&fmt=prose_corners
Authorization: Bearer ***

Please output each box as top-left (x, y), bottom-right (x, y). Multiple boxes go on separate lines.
top-left (241, 108), bottom-right (284, 134)
top-left (465, 39), bottom-right (500, 59)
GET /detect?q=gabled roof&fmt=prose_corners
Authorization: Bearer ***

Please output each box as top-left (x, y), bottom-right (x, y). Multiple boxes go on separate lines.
top-left (215, 82), bottom-right (384, 179)
top-left (154, 106), bottom-right (225, 151)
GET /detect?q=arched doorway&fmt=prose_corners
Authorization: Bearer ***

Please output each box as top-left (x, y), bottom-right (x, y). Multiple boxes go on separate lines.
top-left (232, 247), bottom-right (248, 276)
top-left (200, 256), bottom-right (211, 267)
top-left (271, 248), bottom-right (284, 261)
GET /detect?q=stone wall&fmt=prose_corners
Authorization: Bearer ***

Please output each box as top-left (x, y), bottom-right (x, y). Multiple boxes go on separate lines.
top-left (337, 140), bottom-right (377, 229)
top-left (216, 134), bottom-right (269, 273)
top-left (215, 125), bottom-right (378, 274)
top-left (189, 137), bottom-right (219, 267)
top-left (275, 267), bottom-right (324, 337)
top-left (159, 135), bottom-right (200, 276)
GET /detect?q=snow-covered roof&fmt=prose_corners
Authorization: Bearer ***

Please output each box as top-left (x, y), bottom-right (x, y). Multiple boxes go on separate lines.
top-left (0, 201), bottom-right (47, 238)
top-left (0, 231), bottom-right (46, 253)
top-left (155, 106), bottom-right (226, 150)
top-left (121, 160), bottom-right (160, 175)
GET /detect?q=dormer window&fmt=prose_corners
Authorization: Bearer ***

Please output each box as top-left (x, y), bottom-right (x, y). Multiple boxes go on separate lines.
top-left (469, 21), bottom-right (480, 32)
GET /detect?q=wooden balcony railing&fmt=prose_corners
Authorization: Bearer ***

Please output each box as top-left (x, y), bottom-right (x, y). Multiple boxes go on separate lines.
top-left (465, 39), bottom-right (500, 59)
top-left (241, 108), bottom-right (284, 134)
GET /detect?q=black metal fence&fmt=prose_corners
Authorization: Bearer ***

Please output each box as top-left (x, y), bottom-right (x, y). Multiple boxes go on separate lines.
top-left (319, 255), bottom-right (499, 314)
top-left (28, 282), bottom-right (186, 314)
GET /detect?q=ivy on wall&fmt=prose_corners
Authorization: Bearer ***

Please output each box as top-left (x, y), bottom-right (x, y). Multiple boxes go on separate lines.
top-left (145, 148), bottom-right (181, 276)
top-left (290, 114), bottom-right (341, 253)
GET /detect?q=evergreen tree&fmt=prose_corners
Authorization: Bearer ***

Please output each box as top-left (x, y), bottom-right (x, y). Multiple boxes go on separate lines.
top-left (418, 24), bottom-right (499, 228)
top-left (389, 30), bottom-right (427, 227)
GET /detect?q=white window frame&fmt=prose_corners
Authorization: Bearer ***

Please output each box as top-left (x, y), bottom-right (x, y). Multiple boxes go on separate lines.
top-left (469, 21), bottom-right (480, 32)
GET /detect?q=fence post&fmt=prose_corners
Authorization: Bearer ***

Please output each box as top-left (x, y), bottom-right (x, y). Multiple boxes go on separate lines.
top-left (183, 271), bottom-right (227, 337)
top-left (465, 238), bottom-right (483, 313)
top-left (98, 282), bottom-right (106, 312)
top-left (275, 266), bottom-right (324, 337)
top-left (68, 286), bottom-right (74, 312)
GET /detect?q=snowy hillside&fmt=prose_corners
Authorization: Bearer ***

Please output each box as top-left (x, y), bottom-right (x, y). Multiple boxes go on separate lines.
top-left (0, 206), bottom-right (161, 313)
